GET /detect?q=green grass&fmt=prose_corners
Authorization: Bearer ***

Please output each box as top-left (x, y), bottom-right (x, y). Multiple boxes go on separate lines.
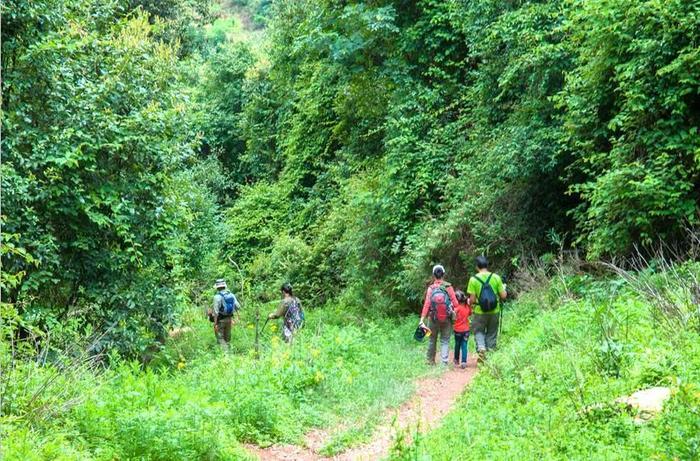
top-left (390, 268), bottom-right (700, 460)
top-left (318, 407), bottom-right (382, 456)
top-left (0, 304), bottom-right (434, 460)
top-left (9, 268), bottom-right (697, 461)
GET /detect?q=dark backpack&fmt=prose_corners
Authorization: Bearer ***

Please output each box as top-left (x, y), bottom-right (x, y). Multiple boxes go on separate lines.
top-left (475, 274), bottom-right (498, 312)
top-left (429, 283), bottom-right (455, 321)
top-left (284, 298), bottom-right (304, 330)
top-left (218, 291), bottom-right (237, 316)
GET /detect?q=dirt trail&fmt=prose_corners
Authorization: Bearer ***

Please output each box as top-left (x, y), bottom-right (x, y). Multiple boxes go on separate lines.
top-left (246, 356), bottom-right (478, 461)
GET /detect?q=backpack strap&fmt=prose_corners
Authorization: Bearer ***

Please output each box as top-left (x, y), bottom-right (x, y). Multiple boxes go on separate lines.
top-left (475, 274), bottom-right (493, 285)
top-left (442, 282), bottom-right (454, 310)
top-left (218, 291), bottom-right (234, 315)
top-left (283, 298), bottom-right (294, 317)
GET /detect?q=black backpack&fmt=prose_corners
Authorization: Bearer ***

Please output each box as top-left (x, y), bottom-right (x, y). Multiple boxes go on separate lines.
top-left (475, 274), bottom-right (498, 312)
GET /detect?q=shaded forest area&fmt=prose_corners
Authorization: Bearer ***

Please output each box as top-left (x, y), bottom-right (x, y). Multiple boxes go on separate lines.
top-left (3, 0), bottom-right (700, 356)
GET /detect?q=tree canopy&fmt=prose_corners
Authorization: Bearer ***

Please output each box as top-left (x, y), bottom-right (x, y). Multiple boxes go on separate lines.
top-left (2, 0), bottom-right (699, 354)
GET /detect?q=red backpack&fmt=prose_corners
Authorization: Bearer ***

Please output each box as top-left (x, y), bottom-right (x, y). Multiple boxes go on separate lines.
top-left (429, 282), bottom-right (455, 321)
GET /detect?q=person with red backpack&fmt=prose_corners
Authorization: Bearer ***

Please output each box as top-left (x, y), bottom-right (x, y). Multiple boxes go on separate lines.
top-left (467, 256), bottom-right (507, 363)
top-left (420, 265), bottom-right (459, 365)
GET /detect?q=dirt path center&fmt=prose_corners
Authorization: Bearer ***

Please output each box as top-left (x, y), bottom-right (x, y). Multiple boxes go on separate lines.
top-left (246, 355), bottom-right (478, 461)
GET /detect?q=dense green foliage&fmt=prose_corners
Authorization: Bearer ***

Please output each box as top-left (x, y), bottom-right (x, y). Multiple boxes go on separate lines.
top-left (2, 0), bottom-right (700, 458)
top-left (1, 0), bottom-right (226, 355)
top-left (220, 0), bottom-right (700, 311)
top-left (4, 0), bottom-right (700, 353)
top-left (561, 0), bottom-right (700, 254)
top-left (392, 263), bottom-right (700, 460)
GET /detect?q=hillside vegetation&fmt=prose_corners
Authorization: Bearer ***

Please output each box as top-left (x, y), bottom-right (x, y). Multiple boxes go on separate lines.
top-left (4, 0), bottom-right (700, 349)
top-left (2, 0), bottom-right (700, 459)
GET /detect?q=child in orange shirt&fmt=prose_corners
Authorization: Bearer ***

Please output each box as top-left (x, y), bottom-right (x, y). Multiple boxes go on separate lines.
top-left (453, 290), bottom-right (472, 368)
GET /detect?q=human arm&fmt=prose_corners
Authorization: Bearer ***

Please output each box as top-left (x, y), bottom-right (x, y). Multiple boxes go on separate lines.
top-left (497, 275), bottom-right (507, 300)
top-left (230, 293), bottom-right (242, 321)
top-left (268, 301), bottom-right (287, 320)
top-left (419, 287), bottom-right (432, 325)
top-left (467, 277), bottom-right (478, 306)
top-left (419, 287), bottom-right (432, 326)
top-left (464, 294), bottom-right (473, 316)
top-left (231, 293), bottom-right (241, 310)
top-left (446, 285), bottom-right (459, 309)
top-left (211, 294), bottom-right (222, 323)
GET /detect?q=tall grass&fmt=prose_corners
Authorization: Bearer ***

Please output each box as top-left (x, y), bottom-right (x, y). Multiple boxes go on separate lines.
top-left (392, 262), bottom-right (700, 460)
top-left (1, 304), bottom-right (433, 460)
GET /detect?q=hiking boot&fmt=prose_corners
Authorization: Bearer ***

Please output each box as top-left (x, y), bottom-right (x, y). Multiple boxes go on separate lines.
top-left (477, 350), bottom-right (486, 364)
top-left (460, 362), bottom-right (467, 369)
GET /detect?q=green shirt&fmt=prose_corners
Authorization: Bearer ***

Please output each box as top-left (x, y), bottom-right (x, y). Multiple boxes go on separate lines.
top-left (467, 272), bottom-right (504, 314)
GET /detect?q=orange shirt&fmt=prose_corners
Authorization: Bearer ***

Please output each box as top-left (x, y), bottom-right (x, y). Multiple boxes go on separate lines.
top-left (453, 302), bottom-right (472, 333)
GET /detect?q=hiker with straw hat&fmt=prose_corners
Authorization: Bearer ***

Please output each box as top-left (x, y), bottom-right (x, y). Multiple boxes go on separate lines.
top-left (208, 278), bottom-right (241, 350)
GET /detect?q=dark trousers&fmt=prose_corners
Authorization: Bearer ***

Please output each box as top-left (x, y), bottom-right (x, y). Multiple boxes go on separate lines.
top-left (454, 331), bottom-right (469, 363)
top-left (215, 316), bottom-right (232, 349)
top-left (472, 313), bottom-right (499, 352)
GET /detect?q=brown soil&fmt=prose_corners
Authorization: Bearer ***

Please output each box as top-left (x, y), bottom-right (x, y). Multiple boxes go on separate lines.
top-left (246, 356), bottom-right (478, 461)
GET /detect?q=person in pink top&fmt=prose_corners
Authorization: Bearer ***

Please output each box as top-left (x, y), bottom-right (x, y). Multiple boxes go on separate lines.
top-left (419, 265), bottom-right (459, 365)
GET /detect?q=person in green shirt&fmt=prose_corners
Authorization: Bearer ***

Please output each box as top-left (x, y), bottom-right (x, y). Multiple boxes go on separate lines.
top-left (467, 256), bottom-right (507, 363)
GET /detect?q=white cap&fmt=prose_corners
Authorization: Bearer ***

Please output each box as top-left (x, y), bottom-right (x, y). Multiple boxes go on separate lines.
top-left (432, 264), bottom-right (445, 276)
top-left (214, 279), bottom-right (227, 289)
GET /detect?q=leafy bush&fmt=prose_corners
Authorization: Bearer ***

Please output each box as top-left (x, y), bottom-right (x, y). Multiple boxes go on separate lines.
top-left (560, 0), bottom-right (700, 257)
top-left (1, 0), bottom-right (222, 355)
